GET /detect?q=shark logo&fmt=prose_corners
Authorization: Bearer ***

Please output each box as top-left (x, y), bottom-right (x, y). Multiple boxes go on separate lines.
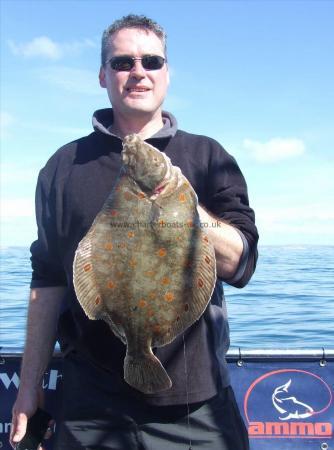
top-left (244, 369), bottom-right (333, 439)
top-left (272, 379), bottom-right (314, 420)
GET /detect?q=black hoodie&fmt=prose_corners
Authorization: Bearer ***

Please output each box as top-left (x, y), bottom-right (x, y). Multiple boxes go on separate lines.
top-left (30, 109), bottom-right (258, 405)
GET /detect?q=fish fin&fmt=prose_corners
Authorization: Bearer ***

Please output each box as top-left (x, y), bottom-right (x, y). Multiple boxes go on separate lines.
top-left (190, 233), bottom-right (217, 316)
top-left (74, 235), bottom-right (127, 343)
top-left (73, 231), bottom-right (105, 320)
top-left (124, 351), bottom-right (172, 394)
top-left (100, 312), bottom-right (127, 345)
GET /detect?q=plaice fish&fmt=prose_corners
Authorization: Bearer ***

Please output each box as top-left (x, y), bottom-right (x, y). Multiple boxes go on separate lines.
top-left (73, 134), bottom-right (216, 394)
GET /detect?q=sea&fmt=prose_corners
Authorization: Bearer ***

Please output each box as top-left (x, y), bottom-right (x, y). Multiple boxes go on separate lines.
top-left (0, 245), bottom-right (333, 351)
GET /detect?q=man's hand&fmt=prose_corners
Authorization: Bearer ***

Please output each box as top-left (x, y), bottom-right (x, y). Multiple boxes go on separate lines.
top-left (10, 388), bottom-right (55, 449)
top-left (9, 286), bottom-right (65, 448)
top-left (10, 386), bottom-right (42, 447)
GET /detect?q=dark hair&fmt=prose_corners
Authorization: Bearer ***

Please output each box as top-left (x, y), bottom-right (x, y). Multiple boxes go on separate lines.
top-left (101, 14), bottom-right (167, 66)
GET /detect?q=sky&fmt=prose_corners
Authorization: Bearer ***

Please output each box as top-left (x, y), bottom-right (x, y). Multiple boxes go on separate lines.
top-left (1, 0), bottom-right (333, 247)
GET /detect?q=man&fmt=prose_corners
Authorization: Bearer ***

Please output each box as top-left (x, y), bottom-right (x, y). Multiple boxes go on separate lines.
top-left (11, 14), bottom-right (258, 450)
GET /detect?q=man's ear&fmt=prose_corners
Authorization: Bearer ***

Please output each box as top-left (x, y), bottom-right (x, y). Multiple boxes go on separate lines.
top-left (99, 66), bottom-right (107, 88)
top-left (165, 63), bottom-right (170, 88)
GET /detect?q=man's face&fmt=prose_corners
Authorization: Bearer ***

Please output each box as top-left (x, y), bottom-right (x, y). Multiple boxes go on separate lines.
top-left (99, 28), bottom-right (169, 119)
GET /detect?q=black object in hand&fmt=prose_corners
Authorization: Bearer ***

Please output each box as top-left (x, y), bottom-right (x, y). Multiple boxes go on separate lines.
top-left (15, 408), bottom-right (52, 450)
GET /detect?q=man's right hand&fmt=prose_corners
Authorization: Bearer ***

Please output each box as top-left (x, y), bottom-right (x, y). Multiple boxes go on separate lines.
top-left (10, 387), bottom-right (42, 448)
top-left (9, 287), bottom-right (65, 448)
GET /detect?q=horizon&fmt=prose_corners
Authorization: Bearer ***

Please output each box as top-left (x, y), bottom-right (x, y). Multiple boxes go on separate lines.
top-left (1, 0), bottom-right (333, 247)
top-left (2, 243), bottom-right (333, 251)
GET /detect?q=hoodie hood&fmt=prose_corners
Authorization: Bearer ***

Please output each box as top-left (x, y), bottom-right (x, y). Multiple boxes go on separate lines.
top-left (92, 108), bottom-right (178, 140)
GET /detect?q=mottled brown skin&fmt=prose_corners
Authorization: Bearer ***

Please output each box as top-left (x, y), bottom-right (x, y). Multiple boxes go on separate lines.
top-left (73, 134), bottom-right (216, 393)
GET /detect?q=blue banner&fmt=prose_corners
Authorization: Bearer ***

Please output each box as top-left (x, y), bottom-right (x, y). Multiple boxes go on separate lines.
top-left (0, 356), bottom-right (62, 450)
top-left (229, 359), bottom-right (333, 449)
top-left (1, 354), bottom-right (333, 449)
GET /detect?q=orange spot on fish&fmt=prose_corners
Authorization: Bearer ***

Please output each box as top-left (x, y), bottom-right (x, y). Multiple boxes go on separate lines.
top-left (83, 264), bottom-right (92, 272)
top-left (179, 193), bottom-right (186, 202)
top-left (149, 291), bottom-right (156, 299)
top-left (138, 299), bottom-right (147, 308)
top-left (107, 281), bottom-right (115, 289)
top-left (129, 258), bottom-right (137, 268)
top-left (127, 231), bottom-right (135, 238)
top-left (111, 210), bottom-right (118, 216)
top-left (198, 278), bottom-right (204, 288)
top-left (158, 248), bottom-right (167, 257)
top-left (95, 296), bottom-right (101, 305)
top-left (164, 292), bottom-right (174, 302)
top-left (124, 192), bottom-right (133, 201)
top-left (105, 242), bottom-right (113, 251)
top-left (161, 277), bottom-right (170, 285)
top-left (144, 270), bottom-right (156, 277)
top-left (137, 192), bottom-right (146, 199)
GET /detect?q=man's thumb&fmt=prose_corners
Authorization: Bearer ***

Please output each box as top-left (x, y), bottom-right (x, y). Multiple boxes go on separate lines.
top-left (12, 413), bottom-right (28, 442)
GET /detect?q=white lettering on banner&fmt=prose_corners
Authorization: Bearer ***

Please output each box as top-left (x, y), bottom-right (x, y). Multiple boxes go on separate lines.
top-left (0, 372), bottom-right (20, 389)
top-left (42, 370), bottom-right (62, 390)
top-left (1, 370), bottom-right (62, 390)
top-left (0, 422), bottom-right (12, 433)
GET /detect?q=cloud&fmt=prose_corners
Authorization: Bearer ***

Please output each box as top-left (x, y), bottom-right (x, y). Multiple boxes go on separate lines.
top-left (38, 66), bottom-right (104, 96)
top-left (243, 137), bottom-right (305, 163)
top-left (255, 203), bottom-right (334, 243)
top-left (0, 112), bottom-right (15, 138)
top-left (8, 36), bottom-right (96, 60)
top-left (1, 198), bottom-right (35, 219)
top-left (257, 204), bottom-right (334, 225)
top-left (8, 36), bottom-right (62, 60)
top-left (1, 163), bottom-right (38, 184)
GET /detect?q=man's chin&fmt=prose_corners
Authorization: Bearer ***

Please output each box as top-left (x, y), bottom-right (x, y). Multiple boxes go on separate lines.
top-left (121, 103), bottom-right (162, 117)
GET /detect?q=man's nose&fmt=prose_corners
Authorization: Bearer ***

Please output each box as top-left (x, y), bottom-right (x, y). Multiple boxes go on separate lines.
top-left (130, 60), bottom-right (146, 78)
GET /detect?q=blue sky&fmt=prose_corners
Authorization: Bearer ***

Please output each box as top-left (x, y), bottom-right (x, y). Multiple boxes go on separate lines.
top-left (1, 0), bottom-right (333, 247)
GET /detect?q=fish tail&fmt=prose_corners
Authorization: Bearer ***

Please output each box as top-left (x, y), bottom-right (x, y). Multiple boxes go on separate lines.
top-left (124, 352), bottom-right (172, 394)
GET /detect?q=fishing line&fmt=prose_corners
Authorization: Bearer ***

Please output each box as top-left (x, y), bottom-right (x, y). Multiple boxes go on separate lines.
top-left (182, 333), bottom-right (192, 450)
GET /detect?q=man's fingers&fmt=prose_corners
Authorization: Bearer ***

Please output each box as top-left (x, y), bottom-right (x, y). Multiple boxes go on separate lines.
top-left (9, 413), bottom-right (17, 443)
top-left (10, 412), bottom-right (28, 444)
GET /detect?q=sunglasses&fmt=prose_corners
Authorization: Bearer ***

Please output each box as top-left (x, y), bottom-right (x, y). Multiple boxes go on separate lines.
top-left (106, 55), bottom-right (166, 72)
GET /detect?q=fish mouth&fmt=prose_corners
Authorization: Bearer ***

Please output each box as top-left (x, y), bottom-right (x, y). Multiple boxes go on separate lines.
top-left (153, 182), bottom-right (167, 195)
